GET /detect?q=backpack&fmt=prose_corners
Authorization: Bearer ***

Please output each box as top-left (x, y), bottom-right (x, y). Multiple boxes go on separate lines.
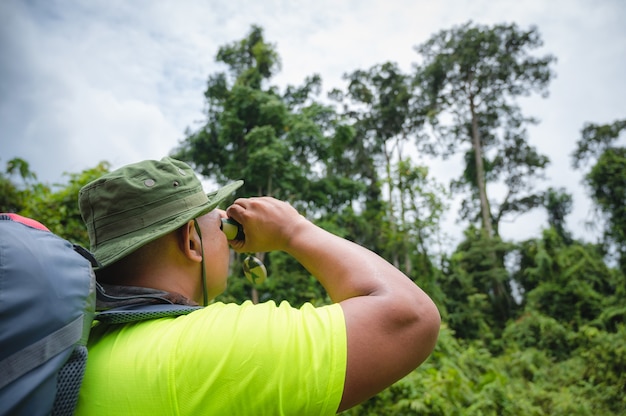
top-left (0, 214), bottom-right (199, 416)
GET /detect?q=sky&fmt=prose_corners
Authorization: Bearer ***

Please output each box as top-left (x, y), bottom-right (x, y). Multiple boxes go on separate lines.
top-left (1, 0), bottom-right (625, 247)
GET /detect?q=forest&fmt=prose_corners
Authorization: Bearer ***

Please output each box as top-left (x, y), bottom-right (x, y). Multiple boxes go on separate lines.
top-left (2, 22), bottom-right (624, 415)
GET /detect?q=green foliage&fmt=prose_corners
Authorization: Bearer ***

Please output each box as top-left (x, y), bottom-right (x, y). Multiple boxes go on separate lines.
top-left (0, 157), bottom-right (37, 213)
top-left (441, 226), bottom-right (517, 342)
top-left (515, 228), bottom-right (618, 330)
top-left (344, 322), bottom-right (626, 415)
top-left (215, 24), bottom-right (281, 89)
top-left (175, 26), bottom-right (364, 216)
top-left (333, 61), bottom-right (448, 278)
top-left (586, 148), bottom-right (626, 258)
top-left (572, 119), bottom-right (626, 169)
top-left (173, 25), bottom-right (625, 414)
top-left (573, 325), bottom-right (626, 413)
top-left (543, 187), bottom-right (574, 243)
top-left (572, 119), bottom-right (626, 271)
top-left (503, 311), bottom-right (573, 360)
top-left (0, 173), bottom-right (24, 213)
top-left (344, 326), bottom-right (555, 415)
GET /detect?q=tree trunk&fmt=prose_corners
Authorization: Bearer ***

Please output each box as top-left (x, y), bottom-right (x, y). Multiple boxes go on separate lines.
top-left (469, 94), bottom-right (509, 317)
top-left (469, 95), bottom-right (493, 238)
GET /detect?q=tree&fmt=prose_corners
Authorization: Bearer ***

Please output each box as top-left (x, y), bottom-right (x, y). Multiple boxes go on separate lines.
top-left (415, 21), bottom-right (555, 237)
top-left (175, 25), bottom-right (362, 209)
top-left (174, 25), bottom-right (364, 304)
top-left (543, 187), bottom-right (573, 244)
top-left (413, 21), bottom-right (555, 327)
top-left (572, 119), bottom-right (626, 167)
top-left (572, 119), bottom-right (626, 270)
top-left (441, 227), bottom-right (515, 342)
top-left (331, 62), bottom-right (446, 272)
top-left (512, 226), bottom-right (619, 330)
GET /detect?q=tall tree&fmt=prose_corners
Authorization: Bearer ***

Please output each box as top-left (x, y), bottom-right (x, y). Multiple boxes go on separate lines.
top-left (174, 25), bottom-right (365, 304)
top-left (415, 21), bottom-right (555, 237)
top-left (175, 25), bottom-right (361, 210)
top-left (414, 21), bottom-right (555, 327)
top-left (331, 62), bottom-right (447, 274)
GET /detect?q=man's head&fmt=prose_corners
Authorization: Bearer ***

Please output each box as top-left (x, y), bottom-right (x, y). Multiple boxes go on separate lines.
top-left (79, 157), bottom-right (243, 271)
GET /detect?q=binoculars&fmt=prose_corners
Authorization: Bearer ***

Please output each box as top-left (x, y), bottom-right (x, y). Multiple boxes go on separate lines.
top-left (220, 218), bottom-right (267, 285)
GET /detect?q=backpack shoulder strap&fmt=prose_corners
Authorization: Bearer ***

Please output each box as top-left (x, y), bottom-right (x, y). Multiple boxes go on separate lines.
top-left (96, 304), bottom-right (202, 324)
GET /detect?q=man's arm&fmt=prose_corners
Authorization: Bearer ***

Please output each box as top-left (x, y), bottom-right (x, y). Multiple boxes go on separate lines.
top-left (227, 197), bottom-right (441, 412)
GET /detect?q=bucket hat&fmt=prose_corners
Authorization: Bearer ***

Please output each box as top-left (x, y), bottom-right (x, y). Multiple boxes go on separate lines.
top-left (79, 157), bottom-right (243, 268)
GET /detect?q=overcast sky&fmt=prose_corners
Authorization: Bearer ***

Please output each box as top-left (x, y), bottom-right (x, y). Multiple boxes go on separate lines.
top-left (1, 0), bottom-right (625, 245)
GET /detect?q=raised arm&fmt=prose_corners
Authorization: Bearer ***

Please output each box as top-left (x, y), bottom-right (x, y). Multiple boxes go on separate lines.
top-left (226, 197), bottom-right (440, 412)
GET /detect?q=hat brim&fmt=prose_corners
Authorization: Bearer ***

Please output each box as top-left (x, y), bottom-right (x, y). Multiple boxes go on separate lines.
top-left (94, 180), bottom-right (243, 269)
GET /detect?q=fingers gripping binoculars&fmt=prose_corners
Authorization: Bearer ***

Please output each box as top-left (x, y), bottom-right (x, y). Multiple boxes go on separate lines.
top-left (221, 218), bottom-right (267, 285)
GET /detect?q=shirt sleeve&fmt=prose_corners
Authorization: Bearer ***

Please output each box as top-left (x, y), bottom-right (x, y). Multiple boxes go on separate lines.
top-left (172, 300), bottom-right (347, 416)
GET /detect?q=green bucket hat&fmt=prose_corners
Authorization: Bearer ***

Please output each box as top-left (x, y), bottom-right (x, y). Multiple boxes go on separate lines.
top-left (79, 157), bottom-right (243, 268)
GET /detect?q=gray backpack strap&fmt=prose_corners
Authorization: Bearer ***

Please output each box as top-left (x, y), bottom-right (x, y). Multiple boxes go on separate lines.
top-left (0, 315), bottom-right (84, 390)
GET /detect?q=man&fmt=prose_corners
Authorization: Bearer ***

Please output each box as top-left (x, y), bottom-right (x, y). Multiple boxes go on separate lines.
top-left (75, 157), bottom-right (440, 415)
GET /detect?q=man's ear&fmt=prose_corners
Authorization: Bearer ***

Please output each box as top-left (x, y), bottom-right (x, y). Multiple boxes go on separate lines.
top-left (180, 220), bottom-right (203, 263)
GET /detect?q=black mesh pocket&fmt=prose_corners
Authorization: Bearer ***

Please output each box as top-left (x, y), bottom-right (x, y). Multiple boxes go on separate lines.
top-left (52, 346), bottom-right (87, 416)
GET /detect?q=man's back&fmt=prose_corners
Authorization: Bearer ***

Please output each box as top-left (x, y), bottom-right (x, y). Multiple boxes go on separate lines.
top-left (76, 301), bottom-right (346, 415)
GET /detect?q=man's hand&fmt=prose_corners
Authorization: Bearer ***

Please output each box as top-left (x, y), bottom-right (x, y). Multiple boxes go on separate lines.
top-left (226, 197), bottom-right (308, 253)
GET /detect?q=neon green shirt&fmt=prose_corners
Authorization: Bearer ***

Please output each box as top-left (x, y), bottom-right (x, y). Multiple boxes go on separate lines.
top-left (76, 300), bottom-right (346, 415)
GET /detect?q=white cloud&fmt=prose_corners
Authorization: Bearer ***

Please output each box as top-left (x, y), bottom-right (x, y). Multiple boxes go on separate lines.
top-left (6, 79), bottom-right (181, 180)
